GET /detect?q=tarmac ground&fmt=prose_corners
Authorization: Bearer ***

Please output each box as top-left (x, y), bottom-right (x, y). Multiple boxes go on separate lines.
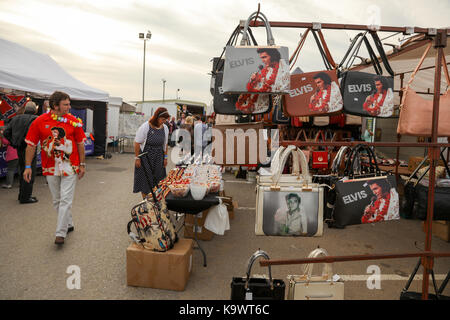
top-left (0, 147), bottom-right (449, 300)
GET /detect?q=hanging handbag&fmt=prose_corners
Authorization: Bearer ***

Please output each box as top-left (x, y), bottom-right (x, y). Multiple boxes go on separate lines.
top-left (397, 42), bottom-right (450, 136)
top-left (312, 130), bottom-right (329, 169)
top-left (255, 146), bottom-right (324, 236)
top-left (215, 114), bottom-right (236, 125)
top-left (313, 116), bottom-right (330, 126)
top-left (284, 29), bottom-right (343, 117)
top-left (291, 116), bottom-right (307, 127)
top-left (332, 145), bottom-right (400, 228)
top-left (287, 248), bottom-right (344, 300)
top-left (222, 11), bottom-right (290, 95)
top-left (212, 28), bottom-right (273, 115)
top-left (339, 32), bottom-right (395, 118)
top-left (272, 95), bottom-right (291, 124)
top-left (230, 249), bottom-right (286, 300)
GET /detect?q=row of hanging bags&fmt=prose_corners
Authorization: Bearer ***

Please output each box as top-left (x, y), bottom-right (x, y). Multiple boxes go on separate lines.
top-left (211, 24), bottom-right (273, 115)
top-left (330, 144), bottom-right (400, 228)
top-left (284, 28), bottom-right (344, 117)
top-left (397, 40), bottom-right (450, 136)
top-left (255, 145), bottom-right (324, 237)
top-left (338, 31), bottom-right (396, 117)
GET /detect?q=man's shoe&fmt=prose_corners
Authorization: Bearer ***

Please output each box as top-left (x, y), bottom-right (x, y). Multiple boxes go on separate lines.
top-left (19, 198), bottom-right (38, 204)
top-left (2, 184), bottom-right (12, 189)
top-left (55, 236), bottom-right (65, 245)
top-left (68, 226), bottom-right (74, 233)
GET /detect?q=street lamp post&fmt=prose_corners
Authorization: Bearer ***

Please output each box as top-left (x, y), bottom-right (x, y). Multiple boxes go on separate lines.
top-left (176, 88), bottom-right (180, 99)
top-left (139, 30), bottom-right (152, 106)
top-left (162, 79), bottom-right (166, 103)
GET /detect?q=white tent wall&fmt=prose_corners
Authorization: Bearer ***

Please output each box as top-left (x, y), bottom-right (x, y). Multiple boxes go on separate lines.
top-left (354, 37), bottom-right (450, 162)
top-left (86, 109), bottom-right (94, 134)
top-left (107, 97), bottom-right (121, 143)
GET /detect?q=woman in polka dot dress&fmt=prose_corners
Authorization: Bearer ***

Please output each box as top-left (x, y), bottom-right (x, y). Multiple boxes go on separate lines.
top-left (133, 107), bottom-right (170, 199)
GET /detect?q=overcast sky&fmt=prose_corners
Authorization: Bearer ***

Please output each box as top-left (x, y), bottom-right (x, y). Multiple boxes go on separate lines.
top-left (0, 0), bottom-right (448, 105)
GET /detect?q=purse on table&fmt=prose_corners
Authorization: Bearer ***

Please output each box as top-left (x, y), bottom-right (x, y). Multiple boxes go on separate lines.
top-left (339, 32), bottom-right (395, 118)
top-left (231, 249), bottom-right (286, 300)
top-left (255, 145), bottom-right (324, 236)
top-left (397, 41), bottom-right (450, 136)
top-left (222, 11), bottom-right (290, 95)
top-left (287, 248), bottom-right (344, 300)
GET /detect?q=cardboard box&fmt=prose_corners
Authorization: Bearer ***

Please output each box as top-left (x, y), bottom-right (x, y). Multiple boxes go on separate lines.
top-left (432, 221), bottom-right (450, 242)
top-left (185, 210), bottom-right (209, 226)
top-left (408, 156), bottom-right (444, 173)
top-left (184, 223), bottom-right (214, 241)
top-left (422, 221), bottom-right (450, 242)
top-left (126, 238), bottom-right (194, 290)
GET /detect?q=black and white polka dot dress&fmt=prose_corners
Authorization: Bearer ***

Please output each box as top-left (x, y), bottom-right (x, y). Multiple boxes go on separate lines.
top-left (133, 127), bottom-right (166, 195)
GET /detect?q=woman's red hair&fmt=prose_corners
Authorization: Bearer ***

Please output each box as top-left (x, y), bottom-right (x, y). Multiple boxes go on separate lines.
top-left (149, 107), bottom-right (170, 127)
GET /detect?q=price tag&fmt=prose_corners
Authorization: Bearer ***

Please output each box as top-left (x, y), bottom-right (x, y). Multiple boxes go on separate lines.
top-left (245, 290), bottom-right (253, 300)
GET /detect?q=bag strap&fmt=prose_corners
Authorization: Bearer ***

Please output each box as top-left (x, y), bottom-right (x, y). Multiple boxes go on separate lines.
top-left (338, 32), bottom-right (366, 71)
top-left (245, 249), bottom-right (273, 289)
top-left (370, 31), bottom-right (395, 77)
top-left (314, 130), bottom-right (328, 152)
top-left (289, 29), bottom-right (310, 68)
top-left (295, 129), bottom-right (308, 142)
top-left (344, 144), bottom-right (381, 178)
top-left (331, 146), bottom-right (351, 175)
top-left (302, 248), bottom-right (333, 281)
top-left (241, 11), bottom-right (275, 46)
top-left (405, 41), bottom-right (434, 88)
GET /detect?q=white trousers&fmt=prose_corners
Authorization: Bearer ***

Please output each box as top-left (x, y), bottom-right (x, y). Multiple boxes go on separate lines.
top-left (46, 174), bottom-right (77, 237)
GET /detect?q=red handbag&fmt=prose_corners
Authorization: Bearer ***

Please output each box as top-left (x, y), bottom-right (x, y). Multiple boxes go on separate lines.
top-left (312, 130), bottom-right (328, 169)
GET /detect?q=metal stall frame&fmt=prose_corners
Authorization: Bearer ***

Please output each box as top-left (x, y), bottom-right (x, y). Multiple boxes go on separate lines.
top-left (247, 20), bottom-right (450, 299)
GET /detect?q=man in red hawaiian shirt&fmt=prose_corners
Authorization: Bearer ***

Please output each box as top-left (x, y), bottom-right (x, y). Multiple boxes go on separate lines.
top-left (23, 91), bottom-right (86, 245)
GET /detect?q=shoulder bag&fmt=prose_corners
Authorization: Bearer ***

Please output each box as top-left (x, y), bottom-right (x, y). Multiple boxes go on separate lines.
top-left (339, 32), bottom-right (395, 118)
top-left (222, 11), bottom-right (290, 94)
top-left (397, 42), bottom-right (450, 136)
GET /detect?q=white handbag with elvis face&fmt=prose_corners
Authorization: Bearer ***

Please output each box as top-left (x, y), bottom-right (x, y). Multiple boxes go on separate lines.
top-left (255, 146), bottom-right (323, 237)
top-left (287, 248), bottom-right (344, 300)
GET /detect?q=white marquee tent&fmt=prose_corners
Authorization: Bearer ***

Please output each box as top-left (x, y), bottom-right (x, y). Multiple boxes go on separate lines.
top-left (0, 37), bottom-right (108, 102)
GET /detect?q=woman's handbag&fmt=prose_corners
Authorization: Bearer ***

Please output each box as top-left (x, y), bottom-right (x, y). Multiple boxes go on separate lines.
top-left (287, 248), bottom-right (344, 300)
top-left (212, 28), bottom-right (273, 115)
top-left (255, 145), bottom-right (324, 236)
top-left (397, 42), bottom-right (450, 136)
top-left (222, 11), bottom-right (290, 94)
top-left (284, 29), bottom-right (343, 117)
top-left (230, 249), bottom-right (286, 300)
top-left (339, 32), bottom-right (395, 118)
top-left (331, 145), bottom-right (400, 228)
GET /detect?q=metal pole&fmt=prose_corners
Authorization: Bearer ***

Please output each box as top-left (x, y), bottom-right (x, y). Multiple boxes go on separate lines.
top-left (142, 39), bottom-right (146, 104)
top-left (422, 35), bottom-right (445, 299)
top-left (162, 80), bottom-right (166, 103)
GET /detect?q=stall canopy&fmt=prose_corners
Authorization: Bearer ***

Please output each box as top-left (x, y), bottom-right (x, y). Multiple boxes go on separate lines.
top-left (0, 37), bottom-right (109, 155)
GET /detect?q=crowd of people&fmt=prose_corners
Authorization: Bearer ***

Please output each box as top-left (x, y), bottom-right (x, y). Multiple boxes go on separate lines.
top-left (1, 96), bottom-right (213, 246)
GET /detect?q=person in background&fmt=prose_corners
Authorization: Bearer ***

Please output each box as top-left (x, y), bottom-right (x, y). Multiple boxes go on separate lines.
top-left (177, 112), bottom-right (186, 127)
top-left (168, 116), bottom-right (177, 147)
top-left (134, 107), bottom-right (170, 199)
top-left (1, 129), bottom-right (18, 189)
top-left (3, 101), bottom-right (39, 203)
top-left (24, 91), bottom-right (86, 245)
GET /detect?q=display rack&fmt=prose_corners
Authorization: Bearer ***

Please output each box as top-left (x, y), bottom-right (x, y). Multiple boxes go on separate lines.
top-left (247, 18), bottom-right (450, 299)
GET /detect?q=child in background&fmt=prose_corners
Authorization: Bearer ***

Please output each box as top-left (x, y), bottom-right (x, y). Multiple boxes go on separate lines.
top-left (1, 129), bottom-right (19, 188)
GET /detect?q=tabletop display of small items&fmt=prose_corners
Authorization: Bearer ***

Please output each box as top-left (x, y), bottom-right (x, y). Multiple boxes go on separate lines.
top-left (167, 165), bottom-right (223, 201)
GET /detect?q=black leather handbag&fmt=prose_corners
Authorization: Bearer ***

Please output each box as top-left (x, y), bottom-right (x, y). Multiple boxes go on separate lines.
top-left (339, 32), bottom-right (395, 118)
top-left (271, 95), bottom-right (290, 124)
top-left (212, 28), bottom-right (272, 115)
top-left (230, 250), bottom-right (285, 300)
top-left (331, 144), bottom-right (400, 228)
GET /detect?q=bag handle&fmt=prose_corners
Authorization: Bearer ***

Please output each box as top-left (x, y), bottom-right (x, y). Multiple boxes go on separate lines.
top-left (295, 129), bottom-right (308, 142)
top-left (345, 144), bottom-right (381, 178)
top-left (314, 130), bottom-right (328, 152)
top-left (331, 146), bottom-right (351, 175)
top-left (369, 31), bottom-right (395, 77)
top-left (302, 248), bottom-right (333, 281)
top-left (272, 146), bottom-right (311, 186)
top-left (270, 146), bottom-right (286, 175)
top-left (338, 32), bottom-right (366, 71)
top-left (245, 249), bottom-right (274, 289)
top-left (289, 29), bottom-right (310, 68)
top-left (214, 26), bottom-right (258, 74)
top-left (241, 11), bottom-right (275, 46)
